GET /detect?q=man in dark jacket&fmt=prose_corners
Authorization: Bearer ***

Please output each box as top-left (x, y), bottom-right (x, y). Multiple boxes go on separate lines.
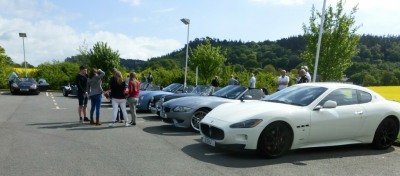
top-left (76, 65), bottom-right (89, 122)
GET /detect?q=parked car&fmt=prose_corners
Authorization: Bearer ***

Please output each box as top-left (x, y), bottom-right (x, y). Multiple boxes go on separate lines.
top-left (161, 85), bottom-right (265, 131)
top-left (150, 85), bottom-right (219, 116)
top-left (200, 83), bottom-right (400, 158)
top-left (62, 83), bottom-right (78, 97)
top-left (37, 78), bottom-right (50, 91)
top-left (137, 83), bottom-right (193, 111)
top-left (10, 77), bottom-right (40, 95)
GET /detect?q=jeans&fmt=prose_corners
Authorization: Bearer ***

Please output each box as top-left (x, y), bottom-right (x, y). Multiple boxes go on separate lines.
top-left (89, 94), bottom-right (102, 121)
top-left (127, 97), bottom-right (138, 123)
top-left (112, 98), bottom-right (128, 123)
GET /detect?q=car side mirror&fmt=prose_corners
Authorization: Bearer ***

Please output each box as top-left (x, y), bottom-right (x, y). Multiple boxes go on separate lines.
top-left (313, 100), bottom-right (337, 111)
top-left (243, 95), bottom-right (252, 100)
top-left (323, 100), bottom-right (337, 108)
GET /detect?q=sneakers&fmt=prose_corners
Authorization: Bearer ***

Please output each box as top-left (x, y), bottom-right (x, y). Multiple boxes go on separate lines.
top-left (125, 122), bottom-right (131, 127)
top-left (129, 121), bottom-right (136, 126)
top-left (108, 123), bottom-right (115, 127)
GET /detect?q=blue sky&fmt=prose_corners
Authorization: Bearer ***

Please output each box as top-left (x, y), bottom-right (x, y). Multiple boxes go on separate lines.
top-left (1, 0), bottom-right (399, 66)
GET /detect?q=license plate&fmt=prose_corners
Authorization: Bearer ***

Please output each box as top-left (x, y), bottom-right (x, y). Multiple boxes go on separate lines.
top-left (20, 89), bottom-right (29, 91)
top-left (202, 137), bottom-right (215, 147)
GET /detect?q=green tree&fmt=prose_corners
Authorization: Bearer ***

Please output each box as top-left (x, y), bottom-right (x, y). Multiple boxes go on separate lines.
top-left (0, 46), bottom-right (14, 88)
top-left (302, 0), bottom-right (360, 81)
top-left (85, 42), bottom-right (120, 83)
top-left (189, 39), bottom-right (227, 84)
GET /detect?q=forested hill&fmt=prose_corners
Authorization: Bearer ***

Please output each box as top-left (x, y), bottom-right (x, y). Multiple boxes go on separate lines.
top-left (145, 35), bottom-right (400, 72)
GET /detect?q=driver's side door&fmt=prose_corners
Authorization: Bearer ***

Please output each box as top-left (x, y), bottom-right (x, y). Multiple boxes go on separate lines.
top-left (308, 88), bottom-right (365, 143)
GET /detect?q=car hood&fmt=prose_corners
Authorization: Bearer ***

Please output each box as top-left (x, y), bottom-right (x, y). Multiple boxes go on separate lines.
top-left (205, 100), bottom-right (301, 123)
top-left (16, 81), bottom-right (35, 86)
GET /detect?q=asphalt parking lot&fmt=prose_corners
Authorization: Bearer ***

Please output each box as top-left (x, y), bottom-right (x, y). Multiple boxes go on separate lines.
top-left (1, 91), bottom-right (400, 176)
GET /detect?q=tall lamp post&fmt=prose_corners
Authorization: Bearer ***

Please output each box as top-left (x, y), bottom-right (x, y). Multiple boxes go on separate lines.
top-left (181, 18), bottom-right (190, 88)
top-left (19, 33), bottom-right (27, 77)
top-left (313, 0), bottom-right (327, 82)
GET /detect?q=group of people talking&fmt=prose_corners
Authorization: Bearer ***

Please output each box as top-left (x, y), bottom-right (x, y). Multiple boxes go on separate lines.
top-left (76, 65), bottom-right (140, 127)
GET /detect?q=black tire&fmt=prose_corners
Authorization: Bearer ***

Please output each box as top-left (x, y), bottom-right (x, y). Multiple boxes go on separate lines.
top-left (190, 108), bottom-right (210, 132)
top-left (62, 89), bottom-right (68, 97)
top-left (372, 117), bottom-right (399, 149)
top-left (257, 122), bottom-right (293, 158)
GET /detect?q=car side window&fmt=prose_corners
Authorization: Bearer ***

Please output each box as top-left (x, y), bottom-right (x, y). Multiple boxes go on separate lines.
top-left (319, 88), bottom-right (358, 106)
top-left (358, 90), bottom-right (372, 104)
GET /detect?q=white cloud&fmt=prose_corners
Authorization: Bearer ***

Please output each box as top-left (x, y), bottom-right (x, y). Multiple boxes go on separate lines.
top-left (153, 8), bottom-right (176, 13)
top-left (0, 17), bottom-right (181, 66)
top-left (120, 0), bottom-right (141, 6)
top-left (249, 0), bottom-right (306, 5)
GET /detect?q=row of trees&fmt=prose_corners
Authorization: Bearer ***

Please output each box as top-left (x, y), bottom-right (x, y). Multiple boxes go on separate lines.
top-left (1, 0), bottom-right (399, 91)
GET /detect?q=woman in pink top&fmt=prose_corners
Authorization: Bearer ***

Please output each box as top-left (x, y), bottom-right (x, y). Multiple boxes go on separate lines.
top-left (127, 72), bottom-right (140, 125)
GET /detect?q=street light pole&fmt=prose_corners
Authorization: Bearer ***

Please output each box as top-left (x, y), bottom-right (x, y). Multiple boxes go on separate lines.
top-left (181, 18), bottom-right (190, 89)
top-left (19, 33), bottom-right (27, 77)
top-left (313, 0), bottom-right (327, 82)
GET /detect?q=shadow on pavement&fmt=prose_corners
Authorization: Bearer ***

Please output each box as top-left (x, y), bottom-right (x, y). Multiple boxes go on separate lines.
top-left (142, 124), bottom-right (198, 136)
top-left (181, 143), bottom-right (396, 168)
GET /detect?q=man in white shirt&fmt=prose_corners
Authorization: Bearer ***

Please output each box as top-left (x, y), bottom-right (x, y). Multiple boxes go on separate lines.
top-left (277, 70), bottom-right (289, 91)
top-left (249, 73), bottom-right (256, 88)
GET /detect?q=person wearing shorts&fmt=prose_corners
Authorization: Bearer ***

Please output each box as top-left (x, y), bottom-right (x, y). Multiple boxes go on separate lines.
top-left (76, 65), bottom-right (89, 122)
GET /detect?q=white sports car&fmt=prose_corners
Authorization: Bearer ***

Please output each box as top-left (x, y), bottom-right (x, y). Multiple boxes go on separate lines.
top-left (200, 83), bottom-right (400, 158)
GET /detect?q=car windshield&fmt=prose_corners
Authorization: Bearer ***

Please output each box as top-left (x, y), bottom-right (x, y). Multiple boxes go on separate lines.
top-left (162, 83), bottom-right (183, 92)
top-left (262, 86), bottom-right (327, 106)
top-left (16, 77), bottom-right (36, 82)
top-left (211, 85), bottom-right (247, 99)
top-left (191, 85), bottom-right (213, 95)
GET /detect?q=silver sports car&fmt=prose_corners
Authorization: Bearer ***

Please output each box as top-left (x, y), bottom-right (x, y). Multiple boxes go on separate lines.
top-left (161, 85), bottom-right (265, 131)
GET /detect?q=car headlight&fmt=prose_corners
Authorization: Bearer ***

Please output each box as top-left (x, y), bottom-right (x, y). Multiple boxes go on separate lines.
top-left (12, 83), bottom-right (18, 88)
top-left (30, 84), bottom-right (37, 89)
top-left (173, 106), bottom-right (192, 112)
top-left (230, 119), bottom-right (263, 128)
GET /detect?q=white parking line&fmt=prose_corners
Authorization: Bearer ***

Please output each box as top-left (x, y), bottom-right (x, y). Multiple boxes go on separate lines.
top-left (46, 92), bottom-right (49, 96)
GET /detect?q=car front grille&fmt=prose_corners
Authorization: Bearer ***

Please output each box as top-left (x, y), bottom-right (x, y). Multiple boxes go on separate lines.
top-left (200, 123), bottom-right (224, 140)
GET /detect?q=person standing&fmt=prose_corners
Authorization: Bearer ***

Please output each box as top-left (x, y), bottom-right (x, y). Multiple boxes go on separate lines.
top-left (211, 76), bottom-right (219, 87)
top-left (234, 76), bottom-right (240, 85)
top-left (76, 65), bottom-right (89, 123)
top-left (87, 68), bottom-right (105, 125)
top-left (301, 66), bottom-right (312, 81)
top-left (297, 69), bottom-right (309, 84)
top-left (249, 73), bottom-right (256, 88)
top-left (228, 75), bottom-right (236, 85)
top-left (147, 72), bottom-right (153, 84)
top-left (141, 73), bottom-right (146, 84)
top-left (127, 72), bottom-right (140, 126)
top-left (277, 70), bottom-right (289, 91)
top-left (109, 71), bottom-right (130, 127)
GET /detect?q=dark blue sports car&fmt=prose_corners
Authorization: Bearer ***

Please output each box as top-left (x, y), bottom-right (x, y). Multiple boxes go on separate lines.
top-left (10, 77), bottom-right (40, 95)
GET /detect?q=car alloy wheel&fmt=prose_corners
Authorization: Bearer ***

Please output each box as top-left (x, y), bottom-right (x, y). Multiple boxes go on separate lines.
top-left (257, 122), bottom-right (293, 158)
top-left (190, 109), bottom-right (210, 131)
top-left (372, 117), bottom-right (399, 149)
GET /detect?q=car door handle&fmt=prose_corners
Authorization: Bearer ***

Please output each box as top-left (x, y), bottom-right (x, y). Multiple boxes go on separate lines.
top-left (355, 111), bottom-right (363, 115)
